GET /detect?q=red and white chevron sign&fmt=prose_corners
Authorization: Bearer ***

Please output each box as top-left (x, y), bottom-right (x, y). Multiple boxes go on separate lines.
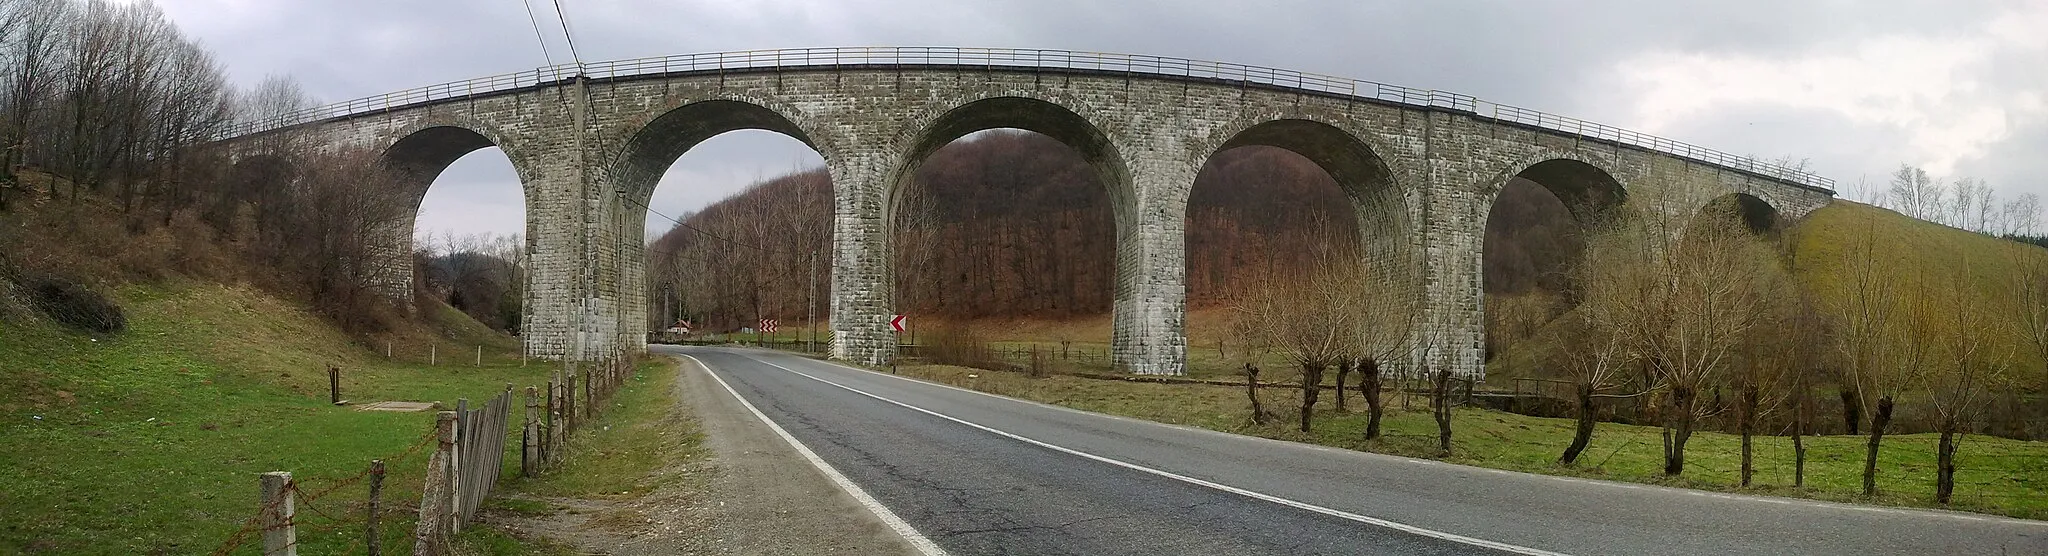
top-left (759, 319), bottom-right (778, 333)
top-left (891, 314), bottom-right (907, 332)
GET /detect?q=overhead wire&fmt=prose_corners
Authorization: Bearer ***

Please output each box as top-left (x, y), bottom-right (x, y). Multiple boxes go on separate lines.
top-left (621, 193), bottom-right (801, 256)
top-left (516, 0), bottom-right (556, 68)
top-left (550, 0), bottom-right (585, 66)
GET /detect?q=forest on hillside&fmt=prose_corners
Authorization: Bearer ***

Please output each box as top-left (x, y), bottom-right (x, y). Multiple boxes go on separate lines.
top-left (644, 130), bottom-right (1580, 330)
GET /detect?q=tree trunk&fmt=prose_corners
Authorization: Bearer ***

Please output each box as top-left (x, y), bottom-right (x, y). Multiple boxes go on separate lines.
top-left (1334, 359), bottom-right (1352, 412)
top-left (1841, 387), bottom-right (1861, 435)
top-left (1936, 427), bottom-right (1957, 505)
top-left (1793, 397), bottom-right (1808, 488)
top-left (1299, 362), bottom-right (1325, 433)
top-left (1362, 358), bottom-right (1384, 440)
top-left (1862, 395), bottom-right (1894, 496)
top-left (1432, 369), bottom-right (1453, 455)
top-left (1739, 386), bottom-right (1757, 487)
top-left (1245, 364), bottom-right (1267, 426)
top-left (1560, 383), bottom-right (1597, 465)
top-left (1663, 385), bottom-right (1695, 476)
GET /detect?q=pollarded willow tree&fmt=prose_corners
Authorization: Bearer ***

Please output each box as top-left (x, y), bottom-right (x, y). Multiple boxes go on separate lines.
top-left (1919, 251), bottom-right (2014, 504)
top-left (1234, 258), bottom-right (1370, 433)
top-left (1823, 209), bottom-right (1909, 496)
top-left (1586, 185), bottom-right (1791, 477)
top-left (1545, 214), bottom-right (1644, 465)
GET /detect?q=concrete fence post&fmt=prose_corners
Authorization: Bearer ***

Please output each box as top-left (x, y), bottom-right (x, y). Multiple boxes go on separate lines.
top-left (259, 471), bottom-right (296, 556)
top-left (430, 344), bottom-right (437, 366)
top-left (413, 411), bottom-right (456, 555)
top-left (366, 459), bottom-right (385, 556)
top-left (475, 346), bottom-right (482, 367)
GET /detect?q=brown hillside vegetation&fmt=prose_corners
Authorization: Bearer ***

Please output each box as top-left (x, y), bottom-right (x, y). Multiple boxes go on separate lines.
top-left (646, 130), bottom-right (1578, 330)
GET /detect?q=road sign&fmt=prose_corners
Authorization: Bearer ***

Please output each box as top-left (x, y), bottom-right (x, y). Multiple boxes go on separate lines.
top-left (891, 314), bottom-right (907, 332)
top-left (759, 319), bottom-right (778, 334)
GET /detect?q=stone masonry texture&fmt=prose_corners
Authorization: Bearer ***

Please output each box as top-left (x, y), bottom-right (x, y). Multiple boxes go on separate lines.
top-left (223, 67), bottom-right (1834, 377)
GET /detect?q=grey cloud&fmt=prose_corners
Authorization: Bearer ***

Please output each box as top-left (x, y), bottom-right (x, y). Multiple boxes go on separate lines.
top-left (158, 0), bottom-right (2045, 238)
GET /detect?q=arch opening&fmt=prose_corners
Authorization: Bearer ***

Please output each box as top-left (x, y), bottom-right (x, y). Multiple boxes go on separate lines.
top-left (1186, 118), bottom-right (1412, 381)
top-left (1695, 193), bottom-right (1783, 237)
top-left (1480, 158), bottom-right (1626, 380)
top-left (620, 101), bottom-right (828, 347)
top-left (884, 97), bottom-right (1129, 364)
top-left (396, 126), bottom-right (527, 334)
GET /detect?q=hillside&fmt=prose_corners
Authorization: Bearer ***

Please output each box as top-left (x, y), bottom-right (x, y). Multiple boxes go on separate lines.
top-left (0, 173), bottom-right (541, 552)
top-left (0, 279), bottom-right (541, 553)
top-left (647, 131), bottom-right (1577, 331)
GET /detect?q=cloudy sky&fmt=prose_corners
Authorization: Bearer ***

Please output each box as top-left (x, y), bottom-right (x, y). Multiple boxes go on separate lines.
top-left (151, 0), bottom-right (2046, 241)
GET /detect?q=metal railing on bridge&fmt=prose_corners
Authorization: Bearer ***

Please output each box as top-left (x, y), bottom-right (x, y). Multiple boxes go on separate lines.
top-left (219, 46), bottom-right (1833, 192)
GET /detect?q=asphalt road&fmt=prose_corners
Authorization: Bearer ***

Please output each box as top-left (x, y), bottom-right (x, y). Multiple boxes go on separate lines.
top-left (662, 346), bottom-right (2047, 556)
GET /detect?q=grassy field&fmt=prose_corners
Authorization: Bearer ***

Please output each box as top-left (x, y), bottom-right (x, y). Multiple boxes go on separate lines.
top-left (454, 357), bottom-right (699, 556)
top-left (0, 282), bottom-right (556, 554)
top-left (891, 363), bottom-right (2048, 520)
top-left (497, 357), bottom-right (702, 501)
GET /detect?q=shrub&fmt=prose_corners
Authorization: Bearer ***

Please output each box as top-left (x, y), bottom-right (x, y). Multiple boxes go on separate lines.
top-left (26, 274), bottom-right (124, 333)
top-left (923, 322), bottom-right (992, 368)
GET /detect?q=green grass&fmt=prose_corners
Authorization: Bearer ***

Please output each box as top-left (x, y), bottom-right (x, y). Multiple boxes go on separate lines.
top-left (893, 363), bottom-right (2048, 520)
top-left (0, 281), bottom-right (555, 554)
top-left (500, 357), bottom-right (702, 500)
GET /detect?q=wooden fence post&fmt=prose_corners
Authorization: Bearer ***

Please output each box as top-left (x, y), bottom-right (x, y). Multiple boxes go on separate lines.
top-left (430, 344), bottom-right (437, 366)
top-left (523, 386), bottom-right (539, 477)
top-left (366, 460), bottom-right (384, 556)
top-left (565, 366), bottom-right (577, 434)
top-left (450, 399), bottom-right (467, 535)
top-left (414, 411), bottom-right (456, 555)
top-left (475, 346), bottom-right (481, 367)
top-left (328, 366), bottom-right (341, 405)
top-left (259, 471), bottom-right (295, 556)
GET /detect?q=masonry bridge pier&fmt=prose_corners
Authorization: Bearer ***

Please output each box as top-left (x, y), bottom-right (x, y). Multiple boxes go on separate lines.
top-left (219, 48), bottom-right (1834, 377)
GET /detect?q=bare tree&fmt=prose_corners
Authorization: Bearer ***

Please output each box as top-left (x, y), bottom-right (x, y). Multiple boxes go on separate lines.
top-left (1484, 291), bottom-right (1555, 378)
top-left (0, 0), bottom-right (72, 205)
top-left (1545, 222), bottom-right (1640, 464)
top-left (1822, 207), bottom-right (1908, 495)
top-left (1730, 279), bottom-right (1808, 486)
top-left (1605, 186), bottom-right (1784, 477)
top-left (271, 148), bottom-right (415, 330)
top-left (1234, 259), bottom-right (1369, 432)
top-left (1886, 164), bottom-right (1944, 223)
top-left (237, 74), bottom-right (313, 128)
top-left (2003, 193), bottom-right (2041, 238)
top-left (1923, 251), bottom-right (2013, 504)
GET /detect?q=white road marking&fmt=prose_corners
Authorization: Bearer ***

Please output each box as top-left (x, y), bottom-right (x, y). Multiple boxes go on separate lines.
top-left (743, 355), bottom-right (1573, 556)
top-left (680, 354), bottom-right (950, 556)
top-left (768, 351), bottom-right (2048, 529)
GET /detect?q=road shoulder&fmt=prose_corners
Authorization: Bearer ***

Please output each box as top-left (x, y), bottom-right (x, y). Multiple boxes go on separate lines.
top-left (477, 353), bottom-right (920, 555)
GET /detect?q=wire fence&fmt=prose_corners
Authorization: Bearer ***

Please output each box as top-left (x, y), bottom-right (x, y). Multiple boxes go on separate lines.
top-left (209, 350), bottom-right (640, 555)
top-left (213, 46), bottom-right (1833, 192)
top-left (210, 428), bottom-right (438, 555)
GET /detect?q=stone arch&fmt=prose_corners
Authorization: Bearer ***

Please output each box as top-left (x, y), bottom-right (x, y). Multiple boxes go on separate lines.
top-left (603, 98), bottom-right (832, 354)
top-left (1688, 192), bottom-right (1783, 238)
top-left (378, 123), bottom-right (530, 315)
top-left (382, 117), bottom-right (533, 189)
top-left (866, 92), bottom-right (1137, 366)
top-left (1190, 116), bottom-right (1417, 287)
top-left (881, 93), bottom-right (1134, 229)
top-left (605, 96), bottom-right (831, 209)
top-left (1481, 149), bottom-right (1631, 224)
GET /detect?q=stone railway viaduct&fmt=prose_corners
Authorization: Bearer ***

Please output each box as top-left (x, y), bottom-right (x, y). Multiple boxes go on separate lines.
top-left (220, 48), bottom-right (1834, 377)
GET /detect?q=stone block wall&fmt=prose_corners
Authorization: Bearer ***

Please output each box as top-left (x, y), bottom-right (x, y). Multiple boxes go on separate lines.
top-left (228, 66), bottom-right (1833, 375)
